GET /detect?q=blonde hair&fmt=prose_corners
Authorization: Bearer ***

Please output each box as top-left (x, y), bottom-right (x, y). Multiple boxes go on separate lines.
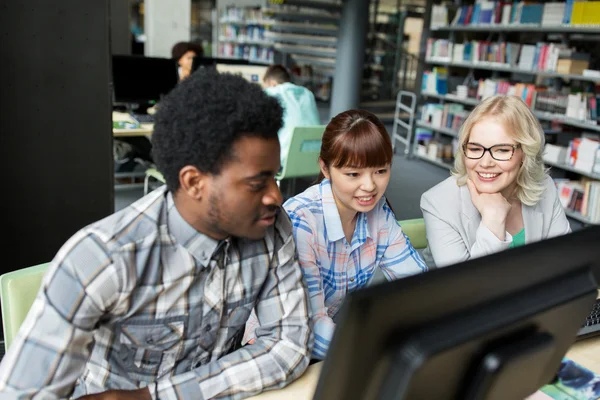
top-left (451, 95), bottom-right (546, 206)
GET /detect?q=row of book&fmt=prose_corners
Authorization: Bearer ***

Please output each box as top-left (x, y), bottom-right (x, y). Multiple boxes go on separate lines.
top-left (423, 73), bottom-right (600, 124)
top-left (556, 178), bottom-right (600, 223)
top-left (473, 79), bottom-right (600, 119)
top-left (219, 25), bottom-right (270, 43)
top-left (477, 79), bottom-right (538, 107)
top-left (420, 103), bottom-right (469, 133)
top-left (219, 6), bottom-right (264, 22)
top-left (426, 39), bottom-right (591, 74)
top-left (434, 1), bottom-right (600, 27)
top-left (414, 129), bottom-right (458, 164)
top-left (421, 68), bottom-right (449, 96)
top-left (449, 1), bottom-right (550, 26)
top-left (217, 44), bottom-right (274, 64)
top-left (545, 137), bottom-right (600, 174)
top-left (537, 91), bottom-right (600, 122)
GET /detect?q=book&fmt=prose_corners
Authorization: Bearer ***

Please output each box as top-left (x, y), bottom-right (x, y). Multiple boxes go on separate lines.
top-left (538, 358), bottom-right (600, 399)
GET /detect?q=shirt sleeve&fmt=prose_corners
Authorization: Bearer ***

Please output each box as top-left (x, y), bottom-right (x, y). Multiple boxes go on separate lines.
top-left (379, 203), bottom-right (428, 279)
top-left (0, 231), bottom-right (122, 398)
top-left (150, 212), bottom-right (312, 400)
top-left (287, 210), bottom-right (335, 360)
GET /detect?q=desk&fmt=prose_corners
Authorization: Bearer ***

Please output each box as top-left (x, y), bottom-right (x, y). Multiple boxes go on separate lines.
top-left (112, 112), bottom-right (154, 190)
top-left (112, 111), bottom-right (153, 137)
top-left (113, 124), bottom-right (153, 137)
top-left (247, 336), bottom-right (600, 399)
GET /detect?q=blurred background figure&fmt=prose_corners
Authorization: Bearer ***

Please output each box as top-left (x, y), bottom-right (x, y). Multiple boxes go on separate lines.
top-left (171, 41), bottom-right (204, 81)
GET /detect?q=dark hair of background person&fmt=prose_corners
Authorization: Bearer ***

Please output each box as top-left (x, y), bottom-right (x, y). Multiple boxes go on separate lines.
top-left (263, 64), bottom-right (292, 84)
top-left (171, 41), bottom-right (204, 61)
top-left (151, 68), bottom-right (284, 192)
top-left (317, 109), bottom-right (393, 183)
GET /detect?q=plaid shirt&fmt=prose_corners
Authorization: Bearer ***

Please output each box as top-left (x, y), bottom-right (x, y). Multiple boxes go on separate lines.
top-left (284, 179), bottom-right (427, 359)
top-left (0, 187), bottom-right (311, 399)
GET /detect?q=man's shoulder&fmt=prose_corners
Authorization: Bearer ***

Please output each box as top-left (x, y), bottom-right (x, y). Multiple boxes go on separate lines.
top-left (82, 188), bottom-right (166, 250)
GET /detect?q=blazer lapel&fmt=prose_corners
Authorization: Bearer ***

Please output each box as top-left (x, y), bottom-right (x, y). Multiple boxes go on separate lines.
top-left (460, 184), bottom-right (481, 249)
top-left (523, 204), bottom-right (543, 243)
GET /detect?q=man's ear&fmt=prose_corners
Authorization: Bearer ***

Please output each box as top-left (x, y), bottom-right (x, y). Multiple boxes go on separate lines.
top-left (179, 165), bottom-right (207, 200)
top-left (319, 158), bottom-right (330, 180)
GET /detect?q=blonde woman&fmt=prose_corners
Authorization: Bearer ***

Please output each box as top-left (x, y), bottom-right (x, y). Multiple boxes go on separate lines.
top-left (420, 95), bottom-right (571, 268)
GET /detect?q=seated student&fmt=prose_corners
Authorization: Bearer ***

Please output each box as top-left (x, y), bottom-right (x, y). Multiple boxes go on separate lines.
top-left (263, 64), bottom-right (321, 168)
top-left (171, 41), bottom-right (203, 81)
top-left (0, 70), bottom-right (311, 399)
top-left (420, 95), bottom-right (571, 268)
top-left (244, 109), bottom-right (428, 360)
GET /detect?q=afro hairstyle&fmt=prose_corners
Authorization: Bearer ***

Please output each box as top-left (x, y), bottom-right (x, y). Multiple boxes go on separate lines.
top-left (151, 68), bottom-right (284, 192)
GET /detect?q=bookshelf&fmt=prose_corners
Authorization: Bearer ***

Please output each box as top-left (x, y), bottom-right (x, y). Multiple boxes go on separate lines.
top-left (214, 0), bottom-right (341, 100)
top-left (415, 0), bottom-right (600, 225)
top-left (431, 25), bottom-right (600, 33)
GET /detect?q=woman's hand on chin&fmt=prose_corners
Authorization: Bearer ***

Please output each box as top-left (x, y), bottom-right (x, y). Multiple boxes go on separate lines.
top-left (467, 179), bottom-right (511, 241)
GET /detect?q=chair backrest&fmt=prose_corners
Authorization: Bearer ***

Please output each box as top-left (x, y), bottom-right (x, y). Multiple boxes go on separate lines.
top-left (398, 218), bottom-right (427, 249)
top-left (277, 125), bottom-right (326, 180)
top-left (146, 167), bottom-right (165, 183)
top-left (0, 263), bottom-right (49, 351)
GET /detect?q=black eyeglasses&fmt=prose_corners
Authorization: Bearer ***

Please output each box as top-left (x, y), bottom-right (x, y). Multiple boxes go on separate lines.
top-left (463, 143), bottom-right (521, 161)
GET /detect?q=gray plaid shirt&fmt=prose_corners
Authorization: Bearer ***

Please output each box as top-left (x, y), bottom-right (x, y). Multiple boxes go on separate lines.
top-left (0, 187), bottom-right (312, 399)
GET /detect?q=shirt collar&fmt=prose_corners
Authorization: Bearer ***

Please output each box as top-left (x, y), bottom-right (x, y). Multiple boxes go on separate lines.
top-left (319, 179), bottom-right (372, 244)
top-left (166, 192), bottom-right (222, 268)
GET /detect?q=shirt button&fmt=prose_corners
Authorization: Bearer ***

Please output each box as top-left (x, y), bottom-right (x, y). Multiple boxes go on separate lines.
top-left (350, 277), bottom-right (355, 282)
top-left (205, 324), bottom-right (211, 332)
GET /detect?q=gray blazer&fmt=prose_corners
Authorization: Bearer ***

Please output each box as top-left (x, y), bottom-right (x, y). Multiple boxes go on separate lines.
top-left (420, 175), bottom-right (571, 268)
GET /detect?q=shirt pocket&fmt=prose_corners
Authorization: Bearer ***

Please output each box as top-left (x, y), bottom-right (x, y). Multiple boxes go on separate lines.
top-left (216, 299), bottom-right (254, 354)
top-left (117, 316), bottom-right (185, 381)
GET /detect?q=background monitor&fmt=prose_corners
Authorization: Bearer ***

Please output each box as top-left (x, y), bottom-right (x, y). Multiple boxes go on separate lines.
top-left (215, 63), bottom-right (268, 86)
top-left (111, 55), bottom-right (178, 106)
top-left (313, 226), bottom-right (600, 400)
top-left (191, 55), bottom-right (250, 72)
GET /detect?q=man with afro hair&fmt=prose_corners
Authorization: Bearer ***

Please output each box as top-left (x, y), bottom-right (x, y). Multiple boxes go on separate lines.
top-left (0, 69), bottom-right (312, 399)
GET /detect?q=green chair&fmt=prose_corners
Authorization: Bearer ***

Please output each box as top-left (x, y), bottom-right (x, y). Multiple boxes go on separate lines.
top-left (398, 218), bottom-right (427, 249)
top-left (0, 262), bottom-right (49, 351)
top-left (144, 167), bottom-right (166, 195)
top-left (277, 125), bottom-right (326, 198)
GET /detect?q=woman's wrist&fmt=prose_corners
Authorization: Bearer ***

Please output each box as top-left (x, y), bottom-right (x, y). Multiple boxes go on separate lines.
top-left (481, 215), bottom-right (507, 241)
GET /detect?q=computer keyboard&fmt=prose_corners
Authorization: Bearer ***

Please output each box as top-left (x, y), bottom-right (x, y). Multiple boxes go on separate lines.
top-left (130, 112), bottom-right (155, 124)
top-left (577, 298), bottom-right (600, 339)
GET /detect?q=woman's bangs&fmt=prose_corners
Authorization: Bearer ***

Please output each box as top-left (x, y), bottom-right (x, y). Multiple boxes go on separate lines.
top-left (330, 124), bottom-right (392, 169)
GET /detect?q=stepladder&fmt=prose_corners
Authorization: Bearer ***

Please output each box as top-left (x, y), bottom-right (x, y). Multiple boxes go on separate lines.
top-left (391, 90), bottom-right (417, 157)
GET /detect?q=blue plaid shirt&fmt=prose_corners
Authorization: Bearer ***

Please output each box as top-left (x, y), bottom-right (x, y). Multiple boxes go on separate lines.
top-left (284, 179), bottom-right (427, 359)
top-left (0, 187), bottom-right (311, 399)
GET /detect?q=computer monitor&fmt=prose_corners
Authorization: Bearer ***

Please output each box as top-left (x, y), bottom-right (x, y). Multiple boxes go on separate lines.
top-left (215, 63), bottom-right (268, 86)
top-left (191, 55), bottom-right (250, 73)
top-left (313, 226), bottom-right (600, 400)
top-left (111, 55), bottom-right (178, 106)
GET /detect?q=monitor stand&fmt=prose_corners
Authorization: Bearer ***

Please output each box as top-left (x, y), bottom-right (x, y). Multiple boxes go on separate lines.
top-left (464, 331), bottom-right (556, 400)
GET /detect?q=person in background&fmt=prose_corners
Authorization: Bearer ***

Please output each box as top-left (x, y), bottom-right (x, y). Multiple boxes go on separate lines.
top-left (420, 95), bottom-right (571, 268)
top-left (171, 41), bottom-right (203, 81)
top-left (263, 64), bottom-right (321, 169)
top-left (0, 69), bottom-right (312, 399)
top-left (244, 109), bottom-right (428, 360)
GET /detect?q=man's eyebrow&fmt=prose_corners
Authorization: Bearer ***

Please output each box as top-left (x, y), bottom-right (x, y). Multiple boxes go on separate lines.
top-left (244, 171), bottom-right (275, 180)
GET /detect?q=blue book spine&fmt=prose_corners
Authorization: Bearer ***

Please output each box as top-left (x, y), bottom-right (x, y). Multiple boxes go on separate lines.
top-left (563, 0), bottom-right (574, 24)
